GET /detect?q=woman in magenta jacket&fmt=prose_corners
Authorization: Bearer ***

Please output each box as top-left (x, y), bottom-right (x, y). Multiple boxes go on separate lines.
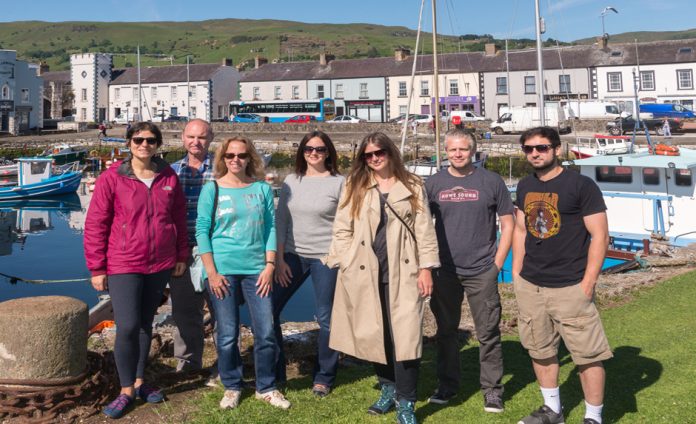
top-left (84, 121), bottom-right (188, 419)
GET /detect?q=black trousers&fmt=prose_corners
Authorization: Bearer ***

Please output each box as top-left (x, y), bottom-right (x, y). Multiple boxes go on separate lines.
top-left (373, 282), bottom-right (420, 402)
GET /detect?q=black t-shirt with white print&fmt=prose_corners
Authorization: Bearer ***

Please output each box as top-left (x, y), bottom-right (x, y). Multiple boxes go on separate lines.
top-left (515, 168), bottom-right (606, 287)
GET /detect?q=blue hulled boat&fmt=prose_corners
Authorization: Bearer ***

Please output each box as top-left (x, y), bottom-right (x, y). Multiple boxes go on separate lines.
top-left (0, 158), bottom-right (82, 201)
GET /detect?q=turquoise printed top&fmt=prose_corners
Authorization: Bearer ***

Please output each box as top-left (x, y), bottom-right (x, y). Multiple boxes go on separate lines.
top-left (196, 181), bottom-right (276, 275)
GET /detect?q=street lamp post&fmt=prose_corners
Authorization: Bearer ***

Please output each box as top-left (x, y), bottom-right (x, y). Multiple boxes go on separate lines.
top-left (600, 6), bottom-right (619, 36)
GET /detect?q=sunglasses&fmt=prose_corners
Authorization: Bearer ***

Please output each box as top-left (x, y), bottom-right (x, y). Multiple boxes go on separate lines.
top-left (521, 144), bottom-right (554, 154)
top-left (223, 152), bottom-right (250, 160)
top-left (303, 146), bottom-right (328, 154)
top-left (363, 149), bottom-right (387, 161)
top-left (131, 137), bottom-right (158, 145)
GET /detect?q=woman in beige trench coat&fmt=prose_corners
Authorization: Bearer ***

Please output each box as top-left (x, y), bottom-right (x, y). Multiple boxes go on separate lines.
top-left (324, 132), bottom-right (439, 424)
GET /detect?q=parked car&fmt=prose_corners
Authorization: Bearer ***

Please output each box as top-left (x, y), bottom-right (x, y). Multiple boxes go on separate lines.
top-left (329, 115), bottom-right (365, 123)
top-left (163, 115), bottom-right (188, 122)
top-left (231, 113), bottom-right (263, 123)
top-left (449, 110), bottom-right (487, 122)
top-left (639, 103), bottom-right (695, 119)
top-left (390, 114), bottom-right (433, 125)
top-left (285, 115), bottom-right (317, 124)
top-left (388, 114), bottom-right (407, 123)
top-left (606, 115), bottom-right (681, 136)
top-left (112, 113), bottom-right (130, 125)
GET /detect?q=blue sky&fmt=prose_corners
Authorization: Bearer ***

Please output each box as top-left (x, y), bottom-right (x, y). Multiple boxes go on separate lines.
top-left (1, 0), bottom-right (693, 42)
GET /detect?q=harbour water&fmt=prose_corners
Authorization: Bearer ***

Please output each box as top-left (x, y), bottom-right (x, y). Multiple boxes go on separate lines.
top-left (0, 182), bottom-right (317, 322)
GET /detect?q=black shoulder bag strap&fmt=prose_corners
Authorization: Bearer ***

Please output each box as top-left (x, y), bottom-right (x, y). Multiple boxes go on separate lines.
top-left (210, 181), bottom-right (218, 238)
top-left (376, 187), bottom-right (416, 240)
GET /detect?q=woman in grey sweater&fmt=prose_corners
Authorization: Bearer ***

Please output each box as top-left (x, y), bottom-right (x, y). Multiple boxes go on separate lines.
top-left (272, 130), bottom-right (345, 397)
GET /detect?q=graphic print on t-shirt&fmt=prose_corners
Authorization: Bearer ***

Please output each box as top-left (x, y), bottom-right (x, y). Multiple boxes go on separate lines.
top-left (523, 192), bottom-right (561, 239)
top-left (438, 186), bottom-right (479, 202)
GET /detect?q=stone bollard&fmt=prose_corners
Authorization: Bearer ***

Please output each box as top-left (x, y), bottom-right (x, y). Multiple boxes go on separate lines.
top-left (0, 296), bottom-right (88, 384)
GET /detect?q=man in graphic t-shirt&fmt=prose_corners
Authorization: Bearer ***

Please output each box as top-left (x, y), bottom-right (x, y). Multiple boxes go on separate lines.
top-left (425, 129), bottom-right (514, 413)
top-left (513, 127), bottom-right (613, 424)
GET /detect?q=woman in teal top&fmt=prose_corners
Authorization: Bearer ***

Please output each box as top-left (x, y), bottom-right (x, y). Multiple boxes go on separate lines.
top-left (196, 136), bottom-right (290, 411)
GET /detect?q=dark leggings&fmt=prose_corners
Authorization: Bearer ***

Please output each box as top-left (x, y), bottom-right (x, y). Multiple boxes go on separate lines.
top-left (108, 269), bottom-right (171, 387)
top-left (373, 282), bottom-right (420, 402)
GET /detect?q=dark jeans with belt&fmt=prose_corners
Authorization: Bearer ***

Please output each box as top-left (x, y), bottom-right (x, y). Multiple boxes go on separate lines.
top-left (272, 252), bottom-right (339, 387)
top-left (373, 282), bottom-right (420, 402)
top-left (430, 264), bottom-right (504, 395)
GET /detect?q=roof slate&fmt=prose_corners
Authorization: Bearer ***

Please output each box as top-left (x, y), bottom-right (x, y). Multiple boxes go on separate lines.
top-left (240, 39), bottom-right (696, 82)
top-left (109, 63), bottom-right (225, 85)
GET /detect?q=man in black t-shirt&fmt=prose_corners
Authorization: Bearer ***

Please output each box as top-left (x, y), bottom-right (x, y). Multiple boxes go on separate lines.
top-left (513, 127), bottom-right (613, 424)
top-left (425, 129), bottom-right (514, 413)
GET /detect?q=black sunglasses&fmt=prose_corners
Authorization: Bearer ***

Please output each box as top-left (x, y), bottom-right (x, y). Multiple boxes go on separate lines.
top-left (223, 152), bottom-right (250, 160)
top-left (303, 146), bottom-right (328, 154)
top-left (521, 144), bottom-right (554, 154)
top-left (131, 137), bottom-right (158, 145)
top-left (363, 149), bottom-right (387, 160)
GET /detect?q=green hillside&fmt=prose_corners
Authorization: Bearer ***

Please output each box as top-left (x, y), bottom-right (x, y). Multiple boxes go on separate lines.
top-left (573, 28), bottom-right (696, 44)
top-left (0, 19), bottom-right (693, 71)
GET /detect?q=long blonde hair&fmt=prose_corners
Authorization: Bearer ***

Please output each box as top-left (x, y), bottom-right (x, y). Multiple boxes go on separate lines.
top-left (341, 132), bottom-right (422, 218)
top-left (213, 136), bottom-right (265, 180)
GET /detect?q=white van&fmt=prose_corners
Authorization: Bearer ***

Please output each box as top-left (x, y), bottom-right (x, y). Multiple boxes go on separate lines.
top-left (449, 110), bottom-right (486, 122)
top-left (561, 101), bottom-right (621, 120)
top-left (490, 106), bottom-right (569, 135)
top-left (112, 113), bottom-right (129, 125)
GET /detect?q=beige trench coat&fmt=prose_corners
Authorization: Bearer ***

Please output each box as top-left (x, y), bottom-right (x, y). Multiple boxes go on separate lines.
top-left (324, 179), bottom-right (440, 364)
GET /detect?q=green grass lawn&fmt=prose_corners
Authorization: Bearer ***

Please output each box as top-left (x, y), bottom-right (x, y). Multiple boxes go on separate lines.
top-left (184, 271), bottom-right (696, 423)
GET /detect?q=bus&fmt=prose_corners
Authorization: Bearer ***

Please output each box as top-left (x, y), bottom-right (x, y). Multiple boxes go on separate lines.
top-left (229, 98), bottom-right (336, 122)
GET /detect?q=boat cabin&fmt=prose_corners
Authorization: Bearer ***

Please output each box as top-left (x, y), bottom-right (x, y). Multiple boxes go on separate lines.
top-left (17, 158), bottom-right (55, 186)
top-left (571, 134), bottom-right (631, 159)
top-left (566, 147), bottom-right (696, 247)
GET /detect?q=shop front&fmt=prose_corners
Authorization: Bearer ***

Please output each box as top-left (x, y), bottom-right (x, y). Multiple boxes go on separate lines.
top-left (345, 100), bottom-right (384, 122)
top-left (425, 95), bottom-right (480, 116)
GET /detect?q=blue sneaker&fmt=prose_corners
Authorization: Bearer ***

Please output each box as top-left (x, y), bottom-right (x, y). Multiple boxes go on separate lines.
top-left (396, 399), bottom-right (418, 424)
top-left (367, 384), bottom-right (395, 415)
top-left (136, 383), bottom-right (165, 403)
top-left (103, 393), bottom-right (134, 419)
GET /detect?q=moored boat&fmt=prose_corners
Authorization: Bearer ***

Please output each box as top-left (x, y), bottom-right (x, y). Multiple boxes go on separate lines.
top-left (570, 134), bottom-right (632, 159)
top-left (41, 144), bottom-right (89, 165)
top-left (0, 158), bottom-right (83, 201)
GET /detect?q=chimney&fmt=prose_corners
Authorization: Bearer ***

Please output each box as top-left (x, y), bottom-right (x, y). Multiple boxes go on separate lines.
top-left (394, 47), bottom-right (410, 62)
top-left (221, 57), bottom-right (233, 67)
top-left (38, 61), bottom-right (50, 75)
top-left (484, 43), bottom-right (499, 56)
top-left (254, 56), bottom-right (268, 69)
top-left (596, 34), bottom-right (609, 49)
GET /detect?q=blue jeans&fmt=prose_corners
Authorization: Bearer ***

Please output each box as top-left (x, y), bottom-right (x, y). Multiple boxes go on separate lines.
top-left (272, 253), bottom-right (339, 387)
top-left (206, 274), bottom-right (278, 393)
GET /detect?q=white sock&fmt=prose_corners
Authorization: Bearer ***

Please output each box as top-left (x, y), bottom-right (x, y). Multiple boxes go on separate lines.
top-left (540, 387), bottom-right (561, 414)
top-left (585, 401), bottom-right (603, 423)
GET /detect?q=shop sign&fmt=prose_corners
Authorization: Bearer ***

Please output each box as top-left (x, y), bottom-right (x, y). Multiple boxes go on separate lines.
top-left (0, 100), bottom-right (14, 111)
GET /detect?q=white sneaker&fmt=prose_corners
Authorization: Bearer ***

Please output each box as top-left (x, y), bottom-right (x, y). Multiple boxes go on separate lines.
top-left (255, 389), bottom-right (291, 409)
top-left (219, 390), bottom-right (241, 409)
top-left (206, 367), bottom-right (221, 388)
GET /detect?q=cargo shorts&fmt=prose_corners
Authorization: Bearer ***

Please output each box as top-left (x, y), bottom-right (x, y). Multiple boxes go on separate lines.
top-left (513, 275), bottom-right (613, 365)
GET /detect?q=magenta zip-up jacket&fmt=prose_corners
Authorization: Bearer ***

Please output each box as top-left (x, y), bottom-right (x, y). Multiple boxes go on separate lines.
top-left (84, 157), bottom-right (189, 277)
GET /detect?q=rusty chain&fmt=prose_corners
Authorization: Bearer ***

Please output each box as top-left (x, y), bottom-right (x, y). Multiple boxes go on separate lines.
top-left (0, 351), bottom-right (119, 423)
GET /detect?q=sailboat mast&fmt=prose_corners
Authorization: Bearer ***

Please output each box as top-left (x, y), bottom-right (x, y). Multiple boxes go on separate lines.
top-left (534, 0), bottom-right (546, 124)
top-left (432, 0), bottom-right (442, 168)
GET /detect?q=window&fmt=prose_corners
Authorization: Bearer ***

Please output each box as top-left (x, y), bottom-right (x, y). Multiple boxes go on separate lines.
top-left (190, 106), bottom-right (197, 118)
top-left (496, 77), bottom-right (507, 94)
top-left (559, 75), bottom-right (571, 93)
top-left (640, 71), bottom-right (655, 91)
top-left (398, 81), bottom-right (407, 97)
top-left (360, 83), bottom-right (368, 98)
top-left (1, 85), bottom-right (8, 99)
top-left (189, 86), bottom-right (197, 99)
top-left (292, 85), bottom-right (299, 99)
top-left (317, 84), bottom-right (325, 98)
top-left (677, 69), bottom-right (693, 90)
top-left (596, 166), bottom-right (632, 183)
top-left (132, 87), bottom-right (138, 100)
top-left (399, 105), bottom-right (408, 115)
top-left (81, 88), bottom-right (87, 101)
top-left (274, 86), bottom-right (281, 99)
top-left (607, 72), bottom-right (623, 92)
top-left (21, 88), bottom-right (29, 102)
top-left (151, 87), bottom-right (157, 100)
top-left (675, 169), bottom-right (693, 186)
top-left (420, 80), bottom-right (429, 96)
top-left (218, 105), bottom-right (224, 118)
top-left (335, 83), bottom-right (344, 99)
top-left (151, 107), bottom-right (157, 117)
top-left (114, 88), bottom-right (120, 100)
top-left (80, 108), bottom-right (87, 120)
top-left (449, 79), bottom-right (459, 95)
top-left (253, 86), bottom-right (260, 100)
top-left (524, 76), bottom-right (536, 94)
top-left (642, 168), bottom-right (660, 185)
